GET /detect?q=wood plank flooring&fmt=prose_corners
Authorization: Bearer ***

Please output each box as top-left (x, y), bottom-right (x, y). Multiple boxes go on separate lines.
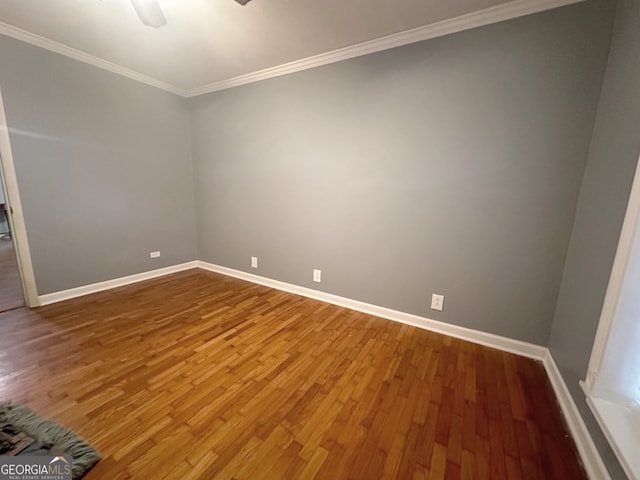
top-left (0, 269), bottom-right (586, 479)
top-left (0, 235), bottom-right (24, 312)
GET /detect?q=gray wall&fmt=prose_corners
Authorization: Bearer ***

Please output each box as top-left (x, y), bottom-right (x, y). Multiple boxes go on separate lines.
top-left (0, 1), bottom-right (632, 475)
top-left (190, 0), bottom-right (613, 346)
top-left (549, 0), bottom-right (640, 477)
top-left (0, 35), bottom-right (197, 294)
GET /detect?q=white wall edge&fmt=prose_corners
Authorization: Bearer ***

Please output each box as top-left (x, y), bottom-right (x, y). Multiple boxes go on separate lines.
top-left (1, 0), bottom-right (584, 99)
top-left (197, 261), bottom-right (547, 360)
top-left (543, 350), bottom-right (611, 480)
top-left (185, 0), bottom-right (585, 97)
top-left (37, 261), bottom-right (198, 306)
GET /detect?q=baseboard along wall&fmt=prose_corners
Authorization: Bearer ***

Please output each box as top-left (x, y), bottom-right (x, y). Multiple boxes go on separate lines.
top-left (37, 261), bottom-right (198, 306)
top-left (36, 260), bottom-right (609, 480)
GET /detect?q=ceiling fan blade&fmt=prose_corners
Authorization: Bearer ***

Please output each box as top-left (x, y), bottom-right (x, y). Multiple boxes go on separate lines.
top-left (234, 0), bottom-right (252, 5)
top-left (130, 0), bottom-right (167, 28)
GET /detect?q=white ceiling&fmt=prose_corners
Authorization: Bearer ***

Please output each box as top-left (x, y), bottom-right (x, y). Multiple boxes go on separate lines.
top-left (0, 0), bottom-right (581, 96)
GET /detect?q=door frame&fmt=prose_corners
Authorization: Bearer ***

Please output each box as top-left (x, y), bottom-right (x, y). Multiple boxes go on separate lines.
top-left (581, 152), bottom-right (640, 393)
top-left (0, 87), bottom-right (39, 308)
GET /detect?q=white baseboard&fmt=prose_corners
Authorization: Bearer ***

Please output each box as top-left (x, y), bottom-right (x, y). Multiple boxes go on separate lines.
top-left (197, 261), bottom-right (547, 360)
top-left (542, 350), bottom-right (611, 480)
top-left (37, 261), bottom-right (198, 306)
top-left (35, 259), bottom-right (609, 480)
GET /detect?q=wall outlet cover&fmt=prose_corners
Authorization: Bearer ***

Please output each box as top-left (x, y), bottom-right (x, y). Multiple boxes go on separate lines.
top-left (150, 251), bottom-right (161, 258)
top-left (251, 256), bottom-right (258, 269)
top-left (431, 293), bottom-right (444, 311)
top-left (313, 269), bottom-right (321, 283)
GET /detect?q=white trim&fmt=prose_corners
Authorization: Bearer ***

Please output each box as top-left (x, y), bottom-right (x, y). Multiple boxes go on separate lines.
top-left (38, 261), bottom-right (198, 306)
top-left (0, 22), bottom-right (186, 96)
top-left (197, 261), bottom-right (547, 359)
top-left (543, 351), bottom-right (611, 480)
top-left (0, 87), bottom-right (39, 308)
top-left (583, 395), bottom-right (639, 480)
top-left (584, 154), bottom-right (640, 391)
top-left (579, 153), bottom-right (640, 480)
top-left (1, 0), bottom-right (584, 98)
top-left (184, 0), bottom-right (585, 97)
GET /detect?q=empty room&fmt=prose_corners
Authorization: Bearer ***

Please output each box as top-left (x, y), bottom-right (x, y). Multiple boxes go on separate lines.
top-left (0, 0), bottom-right (638, 478)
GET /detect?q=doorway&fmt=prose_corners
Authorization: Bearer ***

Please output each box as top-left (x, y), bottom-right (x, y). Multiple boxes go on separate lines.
top-left (0, 169), bottom-right (23, 312)
top-left (0, 87), bottom-right (39, 308)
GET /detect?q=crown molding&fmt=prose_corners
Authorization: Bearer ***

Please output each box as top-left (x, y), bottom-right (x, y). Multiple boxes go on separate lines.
top-left (0, 0), bottom-right (585, 98)
top-left (0, 21), bottom-right (186, 96)
top-left (184, 0), bottom-right (585, 97)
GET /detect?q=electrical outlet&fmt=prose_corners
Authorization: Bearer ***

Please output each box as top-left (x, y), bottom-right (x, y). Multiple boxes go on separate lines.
top-left (431, 293), bottom-right (444, 311)
top-left (251, 256), bottom-right (258, 269)
top-left (313, 269), bottom-right (322, 283)
top-left (150, 251), bottom-right (161, 258)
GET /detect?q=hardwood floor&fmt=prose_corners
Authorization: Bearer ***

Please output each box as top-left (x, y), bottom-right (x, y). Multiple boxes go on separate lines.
top-left (0, 269), bottom-right (586, 479)
top-left (0, 235), bottom-right (24, 313)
